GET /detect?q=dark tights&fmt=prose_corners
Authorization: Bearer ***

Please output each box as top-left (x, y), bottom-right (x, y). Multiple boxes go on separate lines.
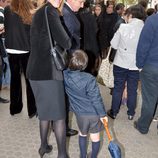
top-left (40, 119), bottom-right (68, 158)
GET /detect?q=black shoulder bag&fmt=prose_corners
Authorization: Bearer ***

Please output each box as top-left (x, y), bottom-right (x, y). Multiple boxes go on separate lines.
top-left (45, 6), bottom-right (68, 71)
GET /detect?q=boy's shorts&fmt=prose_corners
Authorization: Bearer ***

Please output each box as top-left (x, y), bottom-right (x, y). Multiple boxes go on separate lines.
top-left (76, 114), bottom-right (104, 135)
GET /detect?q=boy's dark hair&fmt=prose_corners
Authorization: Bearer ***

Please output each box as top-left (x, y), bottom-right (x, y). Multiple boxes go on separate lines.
top-left (68, 49), bottom-right (88, 71)
top-left (125, 4), bottom-right (146, 20)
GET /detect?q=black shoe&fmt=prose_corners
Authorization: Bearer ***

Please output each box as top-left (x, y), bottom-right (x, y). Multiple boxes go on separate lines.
top-left (134, 121), bottom-right (148, 134)
top-left (39, 145), bottom-right (53, 158)
top-left (10, 109), bottom-right (22, 116)
top-left (0, 97), bottom-right (9, 103)
top-left (128, 115), bottom-right (134, 120)
top-left (107, 109), bottom-right (116, 119)
top-left (29, 112), bottom-right (37, 119)
top-left (66, 129), bottom-right (78, 137)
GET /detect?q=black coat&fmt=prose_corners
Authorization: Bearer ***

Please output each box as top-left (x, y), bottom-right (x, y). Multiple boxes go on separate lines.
top-left (98, 12), bottom-right (118, 50)
top-left (4, 6), bottom-right (30, 51)
top-left (26, 3), bottom-right (71, 80)
top-left (78, 9), bottom-right (99, 57)
top-left (62, 3), bottom-right (80, 53)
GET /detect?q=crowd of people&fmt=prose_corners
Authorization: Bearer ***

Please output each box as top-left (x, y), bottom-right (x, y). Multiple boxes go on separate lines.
top-left (0, 0), bottom-right (158, 157)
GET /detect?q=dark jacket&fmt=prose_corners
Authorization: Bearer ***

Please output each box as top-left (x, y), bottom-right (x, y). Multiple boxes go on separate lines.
top-left (63, 69), bottom-right (106, 117)
top-left (98, 12), bottom-right (118, 50)
top-left (4, 6), bottom-right (30, 51)
top-left (62, 3), bottom-right (80, 53)
top-left (78, 9), bottom-right (99, 57)
top-left (136, 14), bottom-right (158, 68)
top-left (113, 16), bottom-right (125, 33)
top-left (26, 3), bottom-right (71, 80)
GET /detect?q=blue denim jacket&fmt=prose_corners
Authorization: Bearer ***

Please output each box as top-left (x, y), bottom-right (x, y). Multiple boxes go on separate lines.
top-left (63, 69), bottom-right (106, 117)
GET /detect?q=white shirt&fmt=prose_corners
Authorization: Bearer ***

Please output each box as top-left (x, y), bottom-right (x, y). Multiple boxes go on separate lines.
top-left (111, 18), bottom-right (144, 70)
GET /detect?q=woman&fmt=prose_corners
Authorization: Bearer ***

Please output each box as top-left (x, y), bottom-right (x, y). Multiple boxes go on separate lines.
top-left (4, 0), bottom-right (36, 118)
top-left (107, 5), bottom-right (146, 120)
top-left (98, 0), bottom-right (118, 59)
top-left (26, 0), bottom-right (71, 157)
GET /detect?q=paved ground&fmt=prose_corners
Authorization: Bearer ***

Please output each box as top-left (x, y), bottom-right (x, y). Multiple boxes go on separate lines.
top-left (0, 83), bottom-right (158, 158)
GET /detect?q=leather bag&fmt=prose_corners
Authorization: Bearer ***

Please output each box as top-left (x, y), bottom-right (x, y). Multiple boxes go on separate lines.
top-left (45, 6), bottom-right (68, 71)
top-left (109, 47), bottom-right (117, 63)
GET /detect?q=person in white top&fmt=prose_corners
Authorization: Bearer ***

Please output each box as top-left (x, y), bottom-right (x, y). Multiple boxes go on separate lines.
top-left (107, 4), bottom-right (146, 120)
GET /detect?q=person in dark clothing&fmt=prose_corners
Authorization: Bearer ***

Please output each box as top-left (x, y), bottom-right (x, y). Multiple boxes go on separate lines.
top-left (134, 13), bottom-right (158, 134)
top-left (62, 0), bottom-right (85, 137)
top-left (4, 0), bottom-right (36, 117)
top-left (78, 1), bottom-right (100, 76)
top-left (26, 0), bottom-right (71, 157)
top-left (113, 3), bottom-right (125, 33)
top-left (94, 3), bottom-right (102, 22)
top-left (98, 0), bottom-right (118, 59)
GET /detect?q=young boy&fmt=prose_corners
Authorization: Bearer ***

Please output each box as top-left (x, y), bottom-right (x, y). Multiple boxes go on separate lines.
top-left (63, 49), bottom-right (108, 158)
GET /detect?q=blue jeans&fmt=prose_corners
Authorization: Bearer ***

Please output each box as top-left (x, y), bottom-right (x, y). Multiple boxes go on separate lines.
top-left (2, 57), bottom-right (10, 86)
top-left (137, 65), bottom-right (158, 133)
top-left (111, 65), bottom-right (139, 116)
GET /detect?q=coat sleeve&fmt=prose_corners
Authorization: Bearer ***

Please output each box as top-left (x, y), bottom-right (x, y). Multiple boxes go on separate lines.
top-left (136, 17), bottom-right (154, 69)
top-left (110, 25), bottom-right (121, 50)
top-left (86, 76), bottom-right (106, 117)
top-left (47, 7), bottom-right (71, 50)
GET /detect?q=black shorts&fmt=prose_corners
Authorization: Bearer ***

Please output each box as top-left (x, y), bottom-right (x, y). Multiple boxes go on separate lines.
top-left (76, 114), bottom-right (104, 135)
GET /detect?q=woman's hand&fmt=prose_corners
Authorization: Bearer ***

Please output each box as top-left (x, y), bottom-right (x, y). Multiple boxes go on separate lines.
top-left (100, 116), bottom-right (108, 123)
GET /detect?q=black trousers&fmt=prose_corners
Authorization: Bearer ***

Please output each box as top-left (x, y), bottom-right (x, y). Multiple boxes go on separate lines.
top-left (8, 53), bottom-right (36, 116)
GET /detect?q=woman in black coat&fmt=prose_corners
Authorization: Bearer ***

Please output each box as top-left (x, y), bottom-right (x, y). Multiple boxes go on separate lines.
top-left (98, 0), bottom-right (118, 59)
top-left (26, 0), bottom-right (71, 157)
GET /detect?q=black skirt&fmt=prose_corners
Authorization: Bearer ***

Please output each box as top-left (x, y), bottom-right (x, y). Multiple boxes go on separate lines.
top-left (30, 80), bottom-right (66, 121)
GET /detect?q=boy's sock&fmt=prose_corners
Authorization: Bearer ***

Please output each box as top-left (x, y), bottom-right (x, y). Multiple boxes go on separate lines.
top-left (79, 135), bottom-right (87, 158)
top-left (91, 141), bottom-right (100, 158)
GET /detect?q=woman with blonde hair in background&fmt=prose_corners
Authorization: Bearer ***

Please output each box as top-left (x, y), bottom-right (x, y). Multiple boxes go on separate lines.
top-left (26, 0), bottom-right (71, 157)
top-left (4, 0), bottom-right (37, 118)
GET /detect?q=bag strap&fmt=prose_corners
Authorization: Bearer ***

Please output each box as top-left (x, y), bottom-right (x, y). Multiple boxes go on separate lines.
top-left (44, 6), bottom-right (55, 50)
top-left (106, 46), bottom-right (112, 59)
top-left (103, 119), bottom-right (113, 143)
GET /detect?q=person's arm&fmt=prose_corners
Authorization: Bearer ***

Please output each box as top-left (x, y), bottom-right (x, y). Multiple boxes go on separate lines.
top-left (136, 17), bottom-right (154, 69)
top-left (110, 25), bottom-right (121, 50)
top-left (47, 7), bottom-right (71, 50)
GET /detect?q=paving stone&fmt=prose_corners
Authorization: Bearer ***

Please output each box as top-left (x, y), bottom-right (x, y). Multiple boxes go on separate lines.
top-left (0, 84), bottom-right (158, 158)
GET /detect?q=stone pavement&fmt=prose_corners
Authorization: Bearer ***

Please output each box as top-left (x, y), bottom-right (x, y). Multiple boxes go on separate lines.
top-left (0, 84), bottom-right (158, 158)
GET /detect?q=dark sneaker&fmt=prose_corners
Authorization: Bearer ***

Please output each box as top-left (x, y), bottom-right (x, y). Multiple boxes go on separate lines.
top-left (128, 115), bottom-right (134, 120)
top-left (134, 121), bottom-right (148, 134)
top-left (107, 109), bottom-right (116, 119)
top-left (66, 129), bottom-right (78, 137)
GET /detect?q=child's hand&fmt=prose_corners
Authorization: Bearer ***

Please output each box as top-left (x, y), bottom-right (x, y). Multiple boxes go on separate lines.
top-left (100, 116), bottom-right (108, 123)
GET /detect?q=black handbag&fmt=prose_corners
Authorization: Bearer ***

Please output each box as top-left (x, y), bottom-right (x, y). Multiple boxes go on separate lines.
top-left (108, 47), bottom-right (117, 63)
top-left (45, 6), bottom-right (68, 71)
